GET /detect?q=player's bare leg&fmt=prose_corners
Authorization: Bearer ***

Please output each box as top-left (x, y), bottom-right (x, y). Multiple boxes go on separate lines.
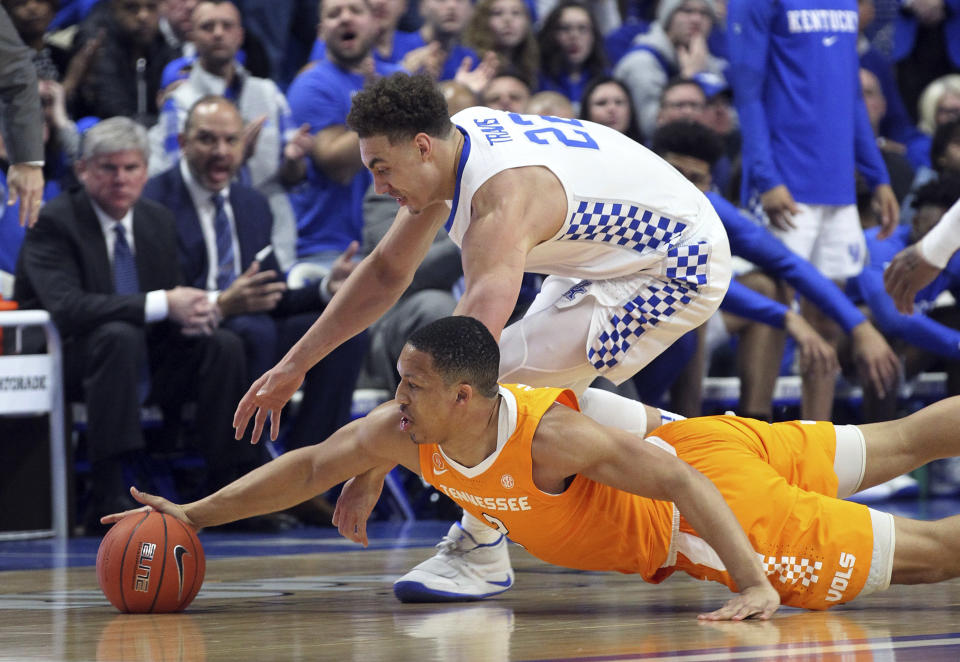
top-left (856, 396), bottom-right (960, 491)
top-left (891, 515), bottom-right (960, 585)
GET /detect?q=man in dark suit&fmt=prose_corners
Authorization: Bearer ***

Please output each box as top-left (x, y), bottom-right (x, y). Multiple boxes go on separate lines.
top-left (14, 116), bottom-right (254, 525)
top-left (143, 95), bottom-right (367, 451)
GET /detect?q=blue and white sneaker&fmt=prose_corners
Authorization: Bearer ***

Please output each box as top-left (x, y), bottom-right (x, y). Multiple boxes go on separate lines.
top-left (929, 458), bottom-right (960, 497)
top-left (394, 523), bottom-right (515, 602)
top-left (847, 473), bottom-right (920, 503)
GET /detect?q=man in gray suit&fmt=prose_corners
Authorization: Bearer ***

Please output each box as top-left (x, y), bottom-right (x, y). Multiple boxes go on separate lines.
top-left (0, 5), bottom-right (43, 227)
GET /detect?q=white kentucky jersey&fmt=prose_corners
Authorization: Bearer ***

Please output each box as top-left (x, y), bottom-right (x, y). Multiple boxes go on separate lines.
top-left (445, 106), bottom-right (727, 284)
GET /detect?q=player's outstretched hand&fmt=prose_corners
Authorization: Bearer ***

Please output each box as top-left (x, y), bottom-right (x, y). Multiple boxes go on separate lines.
top-left (233, 361), bottom-right (305, 443)
top-left (883, 244), bottom-right (941, 314)
top-left (698, 584), bottom-right (780, 621)
top-left (99, 486), bottom-right (195, 528)
top-left (332, 472), bottom-right (387, 546)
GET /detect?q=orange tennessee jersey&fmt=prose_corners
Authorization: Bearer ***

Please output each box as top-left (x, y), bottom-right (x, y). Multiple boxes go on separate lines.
top-left (417, 383), bottom-right (676, 580)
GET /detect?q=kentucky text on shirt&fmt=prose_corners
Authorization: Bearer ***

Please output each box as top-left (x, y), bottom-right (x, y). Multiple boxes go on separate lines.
top-left (786, 9), bottom-right (857, 33)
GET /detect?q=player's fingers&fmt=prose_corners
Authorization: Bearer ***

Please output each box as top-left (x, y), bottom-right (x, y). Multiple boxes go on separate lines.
top-left (733, 604), bottom-right (761, 621)
top-left (357, 519), bottom-right (369, 547)
top-left (269, 408), bottom-right (282, 441)
top-left (233, 391), bottom-right (258, 438)
top-left (338, 512), bottom-right (362, 544)
top-left (697, 605), bottom-right (732, 621)
top-left (100, 506), bottom-right (151, 524)
top-left (250, 407), bottom-right (268, 444)
top-left (335, 511), bottom-right (352, 539)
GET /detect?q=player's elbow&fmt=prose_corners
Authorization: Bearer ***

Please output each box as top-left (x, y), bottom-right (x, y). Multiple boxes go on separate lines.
top-left (367, 249), bottom-right (414, 294)
top-left (657, 459), bottom-right (709, 507)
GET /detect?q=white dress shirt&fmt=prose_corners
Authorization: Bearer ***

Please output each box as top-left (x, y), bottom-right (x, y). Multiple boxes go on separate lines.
top-left (91, 200), bottom-right (169, 322)
top-left (179, 159), bottom-right (242, 292)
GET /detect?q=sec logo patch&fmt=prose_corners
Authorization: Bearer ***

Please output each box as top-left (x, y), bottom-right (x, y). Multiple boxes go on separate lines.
top-left (432, 452), bottom-right (447, 475)
top-left (500, 474), bottom-right (515, 489)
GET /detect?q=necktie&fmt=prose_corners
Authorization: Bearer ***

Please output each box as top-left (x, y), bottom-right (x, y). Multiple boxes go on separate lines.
top-left (211, 193), bottom-right (237, 290)
top-left (112, 223), bottom-right (150, 402)
top-left (113, 224), bottom-right (140, 294)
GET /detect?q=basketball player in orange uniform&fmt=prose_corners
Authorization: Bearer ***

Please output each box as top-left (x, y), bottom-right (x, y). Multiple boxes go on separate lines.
top-left (105, 316), bottom-right (960, 619)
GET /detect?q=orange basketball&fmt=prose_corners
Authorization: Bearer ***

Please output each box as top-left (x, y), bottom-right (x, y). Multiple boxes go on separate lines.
top-left (97, 511), bottom-right (205, 613)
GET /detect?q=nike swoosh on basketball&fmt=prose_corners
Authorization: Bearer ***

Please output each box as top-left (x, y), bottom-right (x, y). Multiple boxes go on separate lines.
top-left (822, 36), bottom-right (838, 46)
top-left (174, 545), bottom-right (189, 600)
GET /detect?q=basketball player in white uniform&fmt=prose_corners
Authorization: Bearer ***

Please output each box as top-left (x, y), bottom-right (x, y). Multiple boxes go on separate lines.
top-left (233, 73), bottom-right (732, 602)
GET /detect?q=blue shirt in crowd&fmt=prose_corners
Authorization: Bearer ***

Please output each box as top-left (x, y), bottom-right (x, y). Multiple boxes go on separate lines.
top-left (286, 58), bottom-right (402, 259)
top-left (727, 0), bottom-right (889, 206)
top-left (851, 225), bottom-right (960, 360)
top-left (309, 31), bottom-right (425, 65)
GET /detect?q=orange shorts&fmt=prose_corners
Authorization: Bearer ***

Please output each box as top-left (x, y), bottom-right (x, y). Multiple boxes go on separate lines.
top-left (650, 417), bottom-right (878, 610)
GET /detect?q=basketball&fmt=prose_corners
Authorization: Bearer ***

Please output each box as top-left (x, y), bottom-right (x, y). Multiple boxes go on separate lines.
top-left (96, 511), bottom-right (205, 613)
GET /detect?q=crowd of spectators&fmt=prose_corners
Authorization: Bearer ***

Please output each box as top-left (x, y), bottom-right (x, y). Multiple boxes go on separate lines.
top-left (1, 0), bottom-right (960, 531)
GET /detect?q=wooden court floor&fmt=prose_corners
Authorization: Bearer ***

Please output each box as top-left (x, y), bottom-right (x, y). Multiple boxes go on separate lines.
top-left (1, 519), bottom-right (960, 661)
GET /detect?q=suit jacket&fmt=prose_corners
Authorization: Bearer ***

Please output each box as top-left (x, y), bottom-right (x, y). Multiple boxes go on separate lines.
top-left (14, 186), bottom-right (182, 341)
top-left (143, 166), bottom-right (323, 316)
top-left (0, 6), bottom-right (43, 163)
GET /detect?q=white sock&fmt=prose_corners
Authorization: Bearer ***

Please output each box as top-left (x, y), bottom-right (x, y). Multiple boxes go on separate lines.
top-left (460, 510), bottom-right (500, 543)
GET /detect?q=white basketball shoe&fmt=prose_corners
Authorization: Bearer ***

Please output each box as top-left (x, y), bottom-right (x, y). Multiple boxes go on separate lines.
top-left (393, 522), bottom-right (515, 602)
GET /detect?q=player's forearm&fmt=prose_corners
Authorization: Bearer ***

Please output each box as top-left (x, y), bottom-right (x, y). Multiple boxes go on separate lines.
top-left (453, 269), bottom-right (524, 344)
top-left (280, 253), bottom-right (410, 373)
top-left (669, 465), bottom-right (770, 592)
top-left (183, 446), bottom-right (329, 528)
top-left (185, 422), bottom-right (381, 528)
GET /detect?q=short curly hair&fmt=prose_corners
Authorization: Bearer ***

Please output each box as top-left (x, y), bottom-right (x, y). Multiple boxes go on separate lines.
top-left (347, 73), bottom-right (455, 143)
top-left (406, 316), bottom-right (500, 399)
